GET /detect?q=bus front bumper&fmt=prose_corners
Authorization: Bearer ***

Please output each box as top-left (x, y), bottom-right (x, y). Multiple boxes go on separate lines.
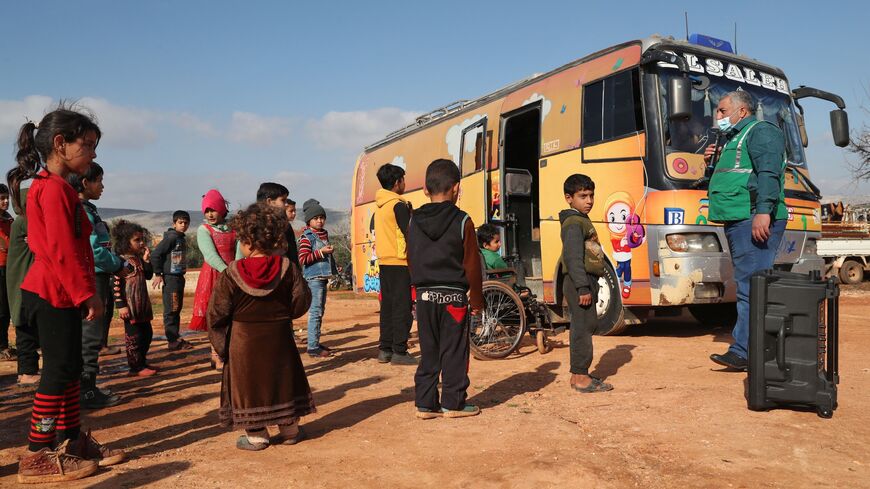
top-left (647, 226), bottom-right (821, 307)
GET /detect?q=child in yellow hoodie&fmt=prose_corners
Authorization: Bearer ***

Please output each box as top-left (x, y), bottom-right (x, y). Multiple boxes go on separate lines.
top-left (374, 163), bottom-right (416, 366)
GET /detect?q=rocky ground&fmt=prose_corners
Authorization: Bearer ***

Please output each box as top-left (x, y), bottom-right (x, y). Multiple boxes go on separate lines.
top-left (0, 290), bottom-right (867, 488)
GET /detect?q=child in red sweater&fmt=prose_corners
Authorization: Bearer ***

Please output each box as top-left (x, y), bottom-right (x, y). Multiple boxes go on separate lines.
top-left (11, 107), bottom-right (125, 484)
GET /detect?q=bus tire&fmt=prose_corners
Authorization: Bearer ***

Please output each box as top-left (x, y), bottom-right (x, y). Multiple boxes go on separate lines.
top-left (688, 303), bottom-right (737, 328)
top-left (838, 260), bottom-right (864, 285)
top-left (595, 262), bottom-right (627, 336)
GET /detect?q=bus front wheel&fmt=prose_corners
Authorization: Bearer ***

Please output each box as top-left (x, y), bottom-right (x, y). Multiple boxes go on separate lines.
top-left (595, 263), bottom-right (627, 336)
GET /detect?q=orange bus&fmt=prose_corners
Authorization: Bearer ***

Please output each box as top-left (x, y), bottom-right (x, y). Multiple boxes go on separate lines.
top-left (350, 34), bottom-right (850, 334)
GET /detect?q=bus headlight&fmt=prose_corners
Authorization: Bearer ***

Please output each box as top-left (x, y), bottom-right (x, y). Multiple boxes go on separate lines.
top-left (666, 233), bottom-right (722, 253)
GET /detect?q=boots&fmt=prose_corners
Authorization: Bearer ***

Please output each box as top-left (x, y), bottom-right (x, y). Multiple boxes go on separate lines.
top-left (80, 373), bottom-right (121, 410)
top-left (17, 440), bottom-right (98, 484)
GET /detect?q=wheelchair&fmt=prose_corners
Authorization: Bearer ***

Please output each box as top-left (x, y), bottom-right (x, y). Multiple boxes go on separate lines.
top-left (469, 267), bottom-right (561, 360)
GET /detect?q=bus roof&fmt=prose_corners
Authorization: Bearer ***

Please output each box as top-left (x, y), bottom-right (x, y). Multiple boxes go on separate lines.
top-left (363, 35), bottom-right (789, 152)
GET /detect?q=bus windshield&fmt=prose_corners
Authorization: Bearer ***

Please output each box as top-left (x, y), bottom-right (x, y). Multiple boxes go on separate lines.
top-left (658, 70), bottom-right (807, 171)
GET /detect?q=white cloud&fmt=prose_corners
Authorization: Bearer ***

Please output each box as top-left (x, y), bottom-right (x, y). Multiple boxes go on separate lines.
top-left (228, 111), bottom-right (293, 146)
top-left (522, 93), bottom-right (552, 122)
top-left (79, 97), bottom-right (158, 148)
top-left (0, 96), bottom-right (217, 149)
top-left (98, 169), bottom-right (352, 213)
top-left (0, 95), bottom-right (55, 141)
top-left (445, 114), bottom-right (485, 164)
top-left (390, 155), bottom-right (406, 170)
top-left (306, 108), bottom-right (419, 152)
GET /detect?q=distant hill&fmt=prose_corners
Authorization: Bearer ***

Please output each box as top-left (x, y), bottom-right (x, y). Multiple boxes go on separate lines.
top-left (101, 207), bottom-right (350, 240)
top-left (98, 208), bottom-right (148, 220)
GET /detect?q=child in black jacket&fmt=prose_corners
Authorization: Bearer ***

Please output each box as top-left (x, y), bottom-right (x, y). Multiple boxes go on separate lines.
top-left (407, 159), bottom-right (484, 419)
top-left (151, 210), bottom-right (192, 351)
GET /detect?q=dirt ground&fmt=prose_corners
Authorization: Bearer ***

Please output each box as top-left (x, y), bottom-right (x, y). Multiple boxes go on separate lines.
top-left (1, 289), bottom-right (868, 489)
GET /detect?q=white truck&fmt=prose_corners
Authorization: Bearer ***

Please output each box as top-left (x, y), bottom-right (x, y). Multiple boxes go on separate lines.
top-left (817, 223), bottom-right (870, 284)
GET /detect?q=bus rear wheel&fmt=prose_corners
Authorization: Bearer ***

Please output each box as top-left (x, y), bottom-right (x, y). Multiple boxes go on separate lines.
top-left (595, 262), bottom-right (627, 336)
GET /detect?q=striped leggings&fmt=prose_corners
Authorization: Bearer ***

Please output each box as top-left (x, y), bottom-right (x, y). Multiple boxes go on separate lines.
top-left (22, 291), bottom-right (84, 450)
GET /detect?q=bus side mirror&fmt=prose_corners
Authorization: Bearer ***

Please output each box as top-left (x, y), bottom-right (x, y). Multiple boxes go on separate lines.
top-left (830, 109), bottom-right (850, 147)
top-left (668, 77), bottom-right (692, 121)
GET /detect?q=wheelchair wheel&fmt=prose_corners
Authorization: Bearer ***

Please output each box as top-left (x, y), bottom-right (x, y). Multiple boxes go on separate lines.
top-left (470, 281), bottom-right (526, 359)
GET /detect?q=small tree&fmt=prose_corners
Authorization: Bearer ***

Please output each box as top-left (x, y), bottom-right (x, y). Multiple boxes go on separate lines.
top-left (848, 83), bottom-right (870, 181)
top-left (185, 233), bottom-right (204, 269)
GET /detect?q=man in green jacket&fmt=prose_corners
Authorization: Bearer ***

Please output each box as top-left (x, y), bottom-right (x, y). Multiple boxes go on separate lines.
top-left (705, 90), bottom-right (788, 371)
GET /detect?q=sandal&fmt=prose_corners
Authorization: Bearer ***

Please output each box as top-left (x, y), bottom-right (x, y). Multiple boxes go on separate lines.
top-left (307, 348), bottom-right (333, 358)
top-left (0, 348), bottom-right (17, 361)
top-left (236, 435), bottom-right (269, 451)
top-left (271, 427), bottom-right (306, 445)
top-left (571, 378), bottom-right (613, 393)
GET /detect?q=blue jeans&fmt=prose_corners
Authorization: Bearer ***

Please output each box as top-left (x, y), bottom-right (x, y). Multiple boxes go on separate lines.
top-left (306, 278), bottom-right (328, 351)
top-left (724, 218), bottom-right (786, 359)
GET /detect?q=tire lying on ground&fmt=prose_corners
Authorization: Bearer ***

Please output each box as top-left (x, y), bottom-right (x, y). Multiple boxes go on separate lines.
top-left (595, 262), bottom-right (628, 336)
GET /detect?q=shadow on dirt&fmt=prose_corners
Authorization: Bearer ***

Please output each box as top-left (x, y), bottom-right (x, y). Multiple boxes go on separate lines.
top-left (469, 361), bottom-right (560, 407)
top-left (590, 344), bottom-right (635, 380)
top-left (303, 392), bottom-right (409, 440)
top-left (85, 461), bottom-right (193, 488)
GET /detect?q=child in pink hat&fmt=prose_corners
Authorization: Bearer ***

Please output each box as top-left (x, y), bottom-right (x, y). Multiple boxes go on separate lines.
top-left (190, 189), bottom-right (240, 370)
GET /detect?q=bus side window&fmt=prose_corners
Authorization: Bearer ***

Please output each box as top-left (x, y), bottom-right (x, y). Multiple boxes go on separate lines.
top-left (582, 68), bottom-right (644, 146)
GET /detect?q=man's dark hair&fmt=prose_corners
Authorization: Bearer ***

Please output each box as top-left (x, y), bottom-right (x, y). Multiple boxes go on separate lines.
top-left (563, 173), bottom-right (595, 196)
top-left (256, 182), bottom-right (289, 202)
top-left (476, 223), bottom-right (500, 248)
top-left (286, 198), bottom-right (296, 206)
top-left (425, 159), bottom-right (460, 194)
top-left (66, 162), bottom-right (104, 193)
top-left (0, 183), bottom-right (8, 195)
top-left (377, 163), bottom-right (405, 190)
top-left (173, 210), bottom-right (191, 222)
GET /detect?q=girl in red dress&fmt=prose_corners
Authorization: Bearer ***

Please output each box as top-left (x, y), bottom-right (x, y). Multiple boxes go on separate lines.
top-left (190, 189), bottom-right (238, 370)
top-left (11, 107), bottom-right (125, 483)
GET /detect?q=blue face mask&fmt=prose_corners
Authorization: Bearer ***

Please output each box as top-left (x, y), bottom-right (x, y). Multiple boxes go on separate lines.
top-left (716, 109), bottom-right (740, 132)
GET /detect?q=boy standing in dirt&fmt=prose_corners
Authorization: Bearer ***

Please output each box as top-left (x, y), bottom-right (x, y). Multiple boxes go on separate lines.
top-left (560, 174), bottom-right (612, 393)
top-left (374, 163), bottom-right (416, 365)
top-left (407, 159), bottom-right (483, 419)
top-left (151, 211), bottom-right (193, 351)
top-left (68, 163), bottom-right (125, 409)
top-left (255, 182), bottom-right (299, 265)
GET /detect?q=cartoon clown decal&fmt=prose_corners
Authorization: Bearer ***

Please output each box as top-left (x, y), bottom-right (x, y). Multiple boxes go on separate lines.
top-left (603, 191), bottom-right (645, 299)
top-left (364, 213), bottom-right (380, 293)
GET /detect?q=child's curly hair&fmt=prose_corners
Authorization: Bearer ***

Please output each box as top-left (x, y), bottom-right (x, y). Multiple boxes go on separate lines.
top-left (111, 219), bottom-right (149, 256)
top-left (230, 203), bottom-right (288, 253)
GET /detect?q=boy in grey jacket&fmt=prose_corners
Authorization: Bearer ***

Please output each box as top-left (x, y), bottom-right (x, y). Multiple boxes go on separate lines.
top-left (560, 174), bottom-right (612, 394)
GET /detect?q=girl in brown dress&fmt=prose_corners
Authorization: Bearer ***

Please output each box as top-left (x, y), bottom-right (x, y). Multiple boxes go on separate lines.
top-left (207, 203), bottom-right (314, 451)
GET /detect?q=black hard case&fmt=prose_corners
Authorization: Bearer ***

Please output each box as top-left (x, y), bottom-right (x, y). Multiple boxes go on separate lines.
top-left (748, 270), bottom-right (839, 418)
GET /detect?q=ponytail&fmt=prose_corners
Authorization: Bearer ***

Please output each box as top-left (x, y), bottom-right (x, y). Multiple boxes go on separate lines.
top-left (6, 103), bottom-right (101, 215)
top-left (7, 122), bottom-right (40, 215)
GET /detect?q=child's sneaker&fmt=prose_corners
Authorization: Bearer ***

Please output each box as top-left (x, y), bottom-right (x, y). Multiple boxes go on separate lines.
top-left (415, 407), bottom-right (443, 420)
top-left (17, 440), bottom-right (98, 484)
top-left (441, 404), bottom-right (480, 418)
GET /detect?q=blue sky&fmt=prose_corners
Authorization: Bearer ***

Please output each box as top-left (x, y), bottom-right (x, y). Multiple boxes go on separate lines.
top-left (1, 0), bottom-right (867, 212)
